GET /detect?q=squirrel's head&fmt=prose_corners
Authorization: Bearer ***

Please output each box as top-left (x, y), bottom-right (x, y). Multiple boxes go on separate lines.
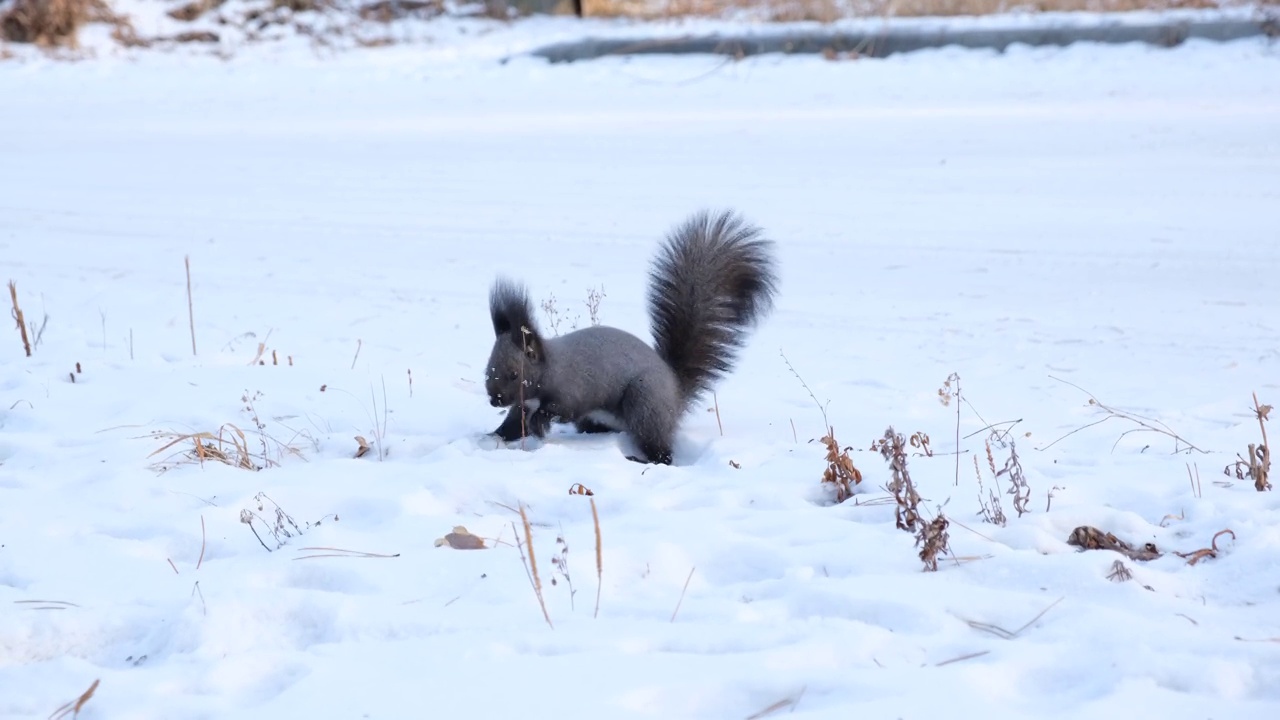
top-left (485, 278), bottom-right (544, 408)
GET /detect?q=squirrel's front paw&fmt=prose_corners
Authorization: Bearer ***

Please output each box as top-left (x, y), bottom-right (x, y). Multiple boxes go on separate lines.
top-left (492, 427), bottom-right (525, 443)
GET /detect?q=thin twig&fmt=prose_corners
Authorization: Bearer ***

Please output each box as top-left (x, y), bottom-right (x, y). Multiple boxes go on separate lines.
top-left (962, 597), bottom-right (1065, 640)
top-left (197, 515), bottom-right (206, 570)
top-left (713, 391), bottom-right (723, 436)
top-left (962, 418), bottom-right (1023, 441)
top-left (934, 650), bottom-right (991, 667)
top-left (293, 546), bottom-right (401, 560)
top-left (1040, 376), bottom-right (1204, 454)
top-left (350, 339), bottom-right (362, 370)
top-left (780, 349), bottom-right (829, 433)
top-left (191, 581), bottom-right (206, 616)
top-left (185, 256), bottom-right (196, 356)
top-left (743, 686), bottom-right (806, 719)
top-left (670, 566), bottom-right (696, 623)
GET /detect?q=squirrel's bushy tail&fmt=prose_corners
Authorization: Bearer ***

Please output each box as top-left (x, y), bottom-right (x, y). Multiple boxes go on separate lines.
top-left (648, 209), bottom-right (779, 410)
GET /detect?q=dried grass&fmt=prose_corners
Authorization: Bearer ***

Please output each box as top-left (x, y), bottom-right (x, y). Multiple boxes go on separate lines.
top-left (590, 496), bottom-right (603, 618)
top-left (48, 678), bottom-right (98, 720)
top-left (515, 503), bottom-right (554, 629)
top-left (143, 405), bottom-right (305, 474)
top-left (2, 0), bottom-right (98, 47)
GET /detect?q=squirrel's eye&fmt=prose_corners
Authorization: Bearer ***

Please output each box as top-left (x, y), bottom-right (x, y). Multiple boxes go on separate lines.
top-left (508, 372), bottom-right (519, 381)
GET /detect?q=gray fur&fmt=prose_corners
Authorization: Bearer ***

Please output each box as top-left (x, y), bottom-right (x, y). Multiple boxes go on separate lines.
top-left (484, 209), bottom-right (778, 464)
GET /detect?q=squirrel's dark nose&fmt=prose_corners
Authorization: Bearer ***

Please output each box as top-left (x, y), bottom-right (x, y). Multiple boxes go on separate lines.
top-left (490, 396), bottom-right (503, 407)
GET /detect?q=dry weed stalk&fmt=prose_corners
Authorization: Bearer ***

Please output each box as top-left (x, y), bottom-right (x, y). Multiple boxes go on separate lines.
top-left (939, 372), bottom-right (961, 485)
top-left (974, 454), bottom-right (1006, 526)
top-left (875, 426), bottom-right (951, 570)
top-left (48, 677), bottom-right (98, 720)
top-left (515, 504), bottom-right (553, 629)
top-left (998, 438), bottom-right (1031, 517)
top-left (8, 281), bottom-right (31, 357)
top-left (239, 493), bottom-right (333, 552)
top-left (1106, 560), bottom-right (1133, 582)
top-left (1224, 393), bottom-right (1271, 491)
top-left (1042, 376), bottom-right (1204, 454)
top-left (585, 285), bottom-right (605, 325)
top-left (917, 512), bottom-right (950, 572)
top-left (780, 349), bottom-right (830, 435)
top-left (1188, 462), bottom-right (1203, 499)
top-left (876, 427), bottom-right (921, 532)
top-left (540, 292), bottom-right (569, 335)
top-left (820, 427), bottom-right (862, 503)
top-left (549, 527), bottom-right (577, 610)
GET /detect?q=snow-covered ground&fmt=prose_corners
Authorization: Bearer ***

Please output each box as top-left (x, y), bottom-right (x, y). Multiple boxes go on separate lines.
top-left (3, 26), bottom-right (1280, 719)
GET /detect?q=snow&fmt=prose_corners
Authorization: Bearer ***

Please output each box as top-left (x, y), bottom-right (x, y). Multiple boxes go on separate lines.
top-left (3, 22), bottom-right (1280, 719)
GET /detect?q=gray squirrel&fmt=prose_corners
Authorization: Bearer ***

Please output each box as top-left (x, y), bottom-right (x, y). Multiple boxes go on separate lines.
top-left (482, 209), bottom-right (779, 465)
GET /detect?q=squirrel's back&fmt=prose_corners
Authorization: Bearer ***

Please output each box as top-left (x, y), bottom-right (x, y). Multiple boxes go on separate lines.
top-left (541, 325), bottom-right (678, 413)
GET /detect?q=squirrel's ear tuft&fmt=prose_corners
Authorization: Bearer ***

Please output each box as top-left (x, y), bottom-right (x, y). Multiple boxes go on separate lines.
top-left (489, 277), bottom-right (533, 338)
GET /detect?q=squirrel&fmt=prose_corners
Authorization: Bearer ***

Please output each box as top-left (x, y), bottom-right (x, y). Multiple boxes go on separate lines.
top-left (482, 209), bottom-right (779, 465)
